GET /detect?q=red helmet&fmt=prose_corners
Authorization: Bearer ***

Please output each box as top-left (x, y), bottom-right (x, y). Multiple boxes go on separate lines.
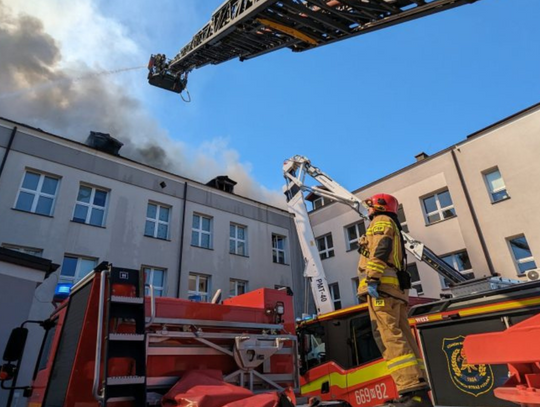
top-left (365, 193), bottom-right (399, 215)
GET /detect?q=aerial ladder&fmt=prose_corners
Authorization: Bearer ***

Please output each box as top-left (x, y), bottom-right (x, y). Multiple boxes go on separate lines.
top-left (147, 0), bottom-right (481, 94)
top-left (282, 155), bottom-right (473, 315)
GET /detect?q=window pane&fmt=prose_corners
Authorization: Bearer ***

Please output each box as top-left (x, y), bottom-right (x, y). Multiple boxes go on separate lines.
top-left (201, 217), bottom-right (211, 232)
top-left (238, 227), bottom-right (245, 240)
top-left (518, 260), bottom-right (537, 274)
top-left (79, 259), bottom-right (97, 278)
top-left (492, 190), bottom-right (509, 202)
top-left (238, 242), bottom-right (245, 256)
top-left (230, 225), bottom-right (235, 238)
top-left (61, 257), bottom-right (78, 277)
top-left (347, 226), bottom-right (357, 241)
top-left (145, 220), bottom-right (155, 236)
top-left (510, 237), bottom-right (533, 260)
top-left (198, 277), bottom-right (207, 291)
top-left (238, 283), bottom-right (246, 295)
top-left (230, 239), bottom-right (236, 253)
top-left (188, 275), bottom-right (197, 291)
top-left (77, 186), bottom-right (92, 203)
top-left (90, 208), bottom-right (104, 226)
top-left (16, 192), bottom-right (34, 211)
top-left (153, 270), bottom-right (164, 286)
top-left (36, 196), bottom-right (53, 215)
top-left (414, 284), bottom-right (424, 294)
top-left (397, 205), bottom-right (407, 224)
top-left (486, 170), bottom-right (504, 191)
top-left (229, 281), bottom-right (236, 296)
top-left (191, 231), bottom-right (199, 246)
top-left (407, 264), bottom-right (420, 282)
top-left (157, 224), bottom-right (168, 239)
top-left (327, 235), bottom-right (333, 248)
top-left (93, 190), bottom-right (107, 207)
top-left (144, 268), bottom-right (151, 284)
top-left (278, 252), bottom-right (285, 264)
top-left (201, 233), bottom-right (210, 248)
top-left (73, 204), bottom-right (88, 223)
top-left (438, 190), bottom-right (453, 208)
top-left (423, 196), bottom-right (437, 213)
top-left (427, 213), bottom-right (440, 224)
top-left (147, 204), bottom-right (157, 219)
top-left (192, 215), bottom-right (200, 229)
top-left (317, 238), bottom-right (326, 252)
top-left (42, 177), bottom-right (58, 195)
top-left (22, 172), bottom-right (40, 190)
top-left (442, 208), bottom-right (456, 219)
top-left (455, 252), bottom-right (471, 271)
top-left (159, 206), bottom-right (169, 222)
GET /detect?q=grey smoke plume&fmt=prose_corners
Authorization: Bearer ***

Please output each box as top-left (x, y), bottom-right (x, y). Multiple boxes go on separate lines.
top-left (0, 1), bottom-right (285, 208)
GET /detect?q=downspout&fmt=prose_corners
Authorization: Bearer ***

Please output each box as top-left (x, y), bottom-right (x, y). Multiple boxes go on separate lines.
top-left (176, 181), bottom-right (188, 298)
top-left (0, 126), bottom-right (17, 183)
top-left (451, 148), bottom-right (496, 276)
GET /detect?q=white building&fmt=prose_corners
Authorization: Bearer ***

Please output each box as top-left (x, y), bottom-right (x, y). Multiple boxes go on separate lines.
top-left (307, 102), bottom-right (540, 308)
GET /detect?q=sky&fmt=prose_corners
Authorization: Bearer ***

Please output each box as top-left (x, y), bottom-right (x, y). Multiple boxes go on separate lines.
top-left (1, 0), bottom-right (539, 209)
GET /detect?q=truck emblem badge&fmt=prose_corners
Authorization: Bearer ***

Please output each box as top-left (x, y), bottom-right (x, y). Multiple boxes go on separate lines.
top-left (442, 336), bottom-right (494, 397)
top-left (119, 271), bottom-right (129, 280)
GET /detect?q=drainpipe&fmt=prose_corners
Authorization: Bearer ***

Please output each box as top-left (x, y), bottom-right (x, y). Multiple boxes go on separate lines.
top-left (176, 182), bottom-right (188, 298)
top-left (0, 126), bottom-right (17, 184)
top-left (451, 148), bottom-right (496, 276)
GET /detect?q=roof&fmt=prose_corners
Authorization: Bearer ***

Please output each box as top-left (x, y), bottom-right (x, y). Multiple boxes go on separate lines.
top-left (0, 247), bottom-right (59, 278)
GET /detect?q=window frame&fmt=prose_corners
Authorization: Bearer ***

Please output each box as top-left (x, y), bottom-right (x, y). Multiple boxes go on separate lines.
top-left (145, 202), bottom-right (171, 240)
top-left (230, 223), bottom-right (248, 256)
top-left (329, 282), bottom-right (342, 310)
top-left (72, 184), bottom-right (109, 227)
top-left (483, 167), bottom-right (510, 203)
top-left (507, 235), bottom-right (537, 276)
top-left (421, 189), bottom-right (456, 225)
top-left (344, 222), bottom-right (366, 252)
top-left (397, 204), bottom-right (409, 233)
top-left (440, 250), bottom-right (474, 288)
top-left (188, 273), bottom-right (211, 302)
top-left (406, 263), bottom-right (423, 295)
top-left (312, 197), bottom-right (324, 211)
top-left (191, 213), bottom-right (213, 249)
top-left (143, 266), bottom-right (166, 297)
top-left (229, 279), bottom-right (248, 297)
top-left (2, 244), bottom-right (43, 257)
top-left (316, 233), bottom-right (335, 260)
top-left (14, 170), bottom-right (60, 216)
top-left (59, 255), bottom-right (98, 284)
top-left (272, 234), bottom-right (287, 264)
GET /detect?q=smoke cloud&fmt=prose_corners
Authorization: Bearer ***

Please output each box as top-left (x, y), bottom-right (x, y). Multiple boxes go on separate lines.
top-left (0, 1), bottom-right (285, 208)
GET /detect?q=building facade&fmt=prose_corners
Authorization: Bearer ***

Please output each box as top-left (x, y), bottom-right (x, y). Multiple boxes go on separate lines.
top-left (0, 118), bottom-right (304, 400)
top-left (307, 103), bottom-right (540, 308)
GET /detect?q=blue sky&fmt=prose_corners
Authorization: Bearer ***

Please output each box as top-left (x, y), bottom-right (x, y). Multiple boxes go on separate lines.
top-left (2, 0), bottom-right (540, 205)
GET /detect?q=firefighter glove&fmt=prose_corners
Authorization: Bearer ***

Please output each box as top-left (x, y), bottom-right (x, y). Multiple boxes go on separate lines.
top-left (367, 281), bottom-right (380, 298)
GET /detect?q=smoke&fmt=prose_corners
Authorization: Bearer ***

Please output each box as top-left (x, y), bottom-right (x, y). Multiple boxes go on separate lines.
top-left (0, 1), bottom-right (286, 209)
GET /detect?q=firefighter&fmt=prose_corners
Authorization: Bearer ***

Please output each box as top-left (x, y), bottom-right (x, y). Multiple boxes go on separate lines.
top-left (357, 193), bottom-right (432, 407)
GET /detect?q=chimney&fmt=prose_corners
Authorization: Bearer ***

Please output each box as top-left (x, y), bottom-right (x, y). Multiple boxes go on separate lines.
top-left (415, 152), bottom-right (429, 162)
top-left (206, 175), bottom-right (237, 193)
top-left (85, 131), bottom-right (123, 156)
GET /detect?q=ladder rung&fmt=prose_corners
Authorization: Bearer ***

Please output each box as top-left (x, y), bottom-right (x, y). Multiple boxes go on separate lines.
top-left (107, 376), bottom-right (146, 386)
top-left (109, 333), bottom-right (145, 341)
top-left (111, 295), bottom-right (144, 304)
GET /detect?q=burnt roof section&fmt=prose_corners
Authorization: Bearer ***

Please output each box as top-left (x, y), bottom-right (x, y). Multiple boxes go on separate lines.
top-left (206, 175), bottom-right (237, 193)
top-left (0, 247), bottom-right (60, 279)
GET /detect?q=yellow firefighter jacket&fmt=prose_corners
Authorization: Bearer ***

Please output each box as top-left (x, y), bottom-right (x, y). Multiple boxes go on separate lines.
top-left (357, 213), bottom-right (408, 302)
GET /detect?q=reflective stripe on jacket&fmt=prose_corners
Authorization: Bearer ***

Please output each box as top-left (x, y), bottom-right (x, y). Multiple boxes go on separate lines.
top-left (357, 213), bottom-right (407, 302)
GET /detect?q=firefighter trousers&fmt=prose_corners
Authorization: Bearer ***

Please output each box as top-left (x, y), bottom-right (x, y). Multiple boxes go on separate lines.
top-left (367, 295), bottom-right (427, 395)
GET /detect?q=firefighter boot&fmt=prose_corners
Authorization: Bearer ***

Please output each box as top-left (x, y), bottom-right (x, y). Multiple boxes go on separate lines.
top-left (385, 390), bottom-right (433, 407)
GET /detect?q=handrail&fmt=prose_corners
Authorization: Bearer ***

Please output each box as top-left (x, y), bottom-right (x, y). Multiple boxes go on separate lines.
top-left (92, 266), bottom-right (109, 403)
top-left (145, 283), bottom-right (155, 328)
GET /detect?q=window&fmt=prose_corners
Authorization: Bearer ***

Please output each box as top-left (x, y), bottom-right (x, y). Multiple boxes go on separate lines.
top-left (422, 189), bottom-right (456, 224)
top-left (15, 171), bottom-right (59, 216)
top-left (145, 203), bottom-right (170, 239)
top-left (73, 185), bottom-right (108, 227)
top-left (350, 315), bottom-right (382, 367)
top-left (230, 279), bottom-right (248, 297)
top-left (230, 224), bottom-right (248, 256)
top-left (329, 282), bottom-right (341, 310)
top-left (317, 234), bottom-right (335, 260)
top-left (440, 250), bottom-right (474, 288)
top-left (397, 204), bottom-right (409, 233)
top-left (2, 244), bottom-right (43, 257)
top-left (312, 197), bottom-right (324, 211)
top-left (272, 234), bottom-right (287, 264)
top-left (144, 267), bottom-right (166, 297)
top-left (345, 222), bottom-right (366, 251)
top-left (188, 273), bottom-right (210, 302)
top-left (191, 214), bottom-right (212, 249)
top-left (484, 168), bottom-right (509, 203)
top-left (508, 235), bottom-right (537, 275)
top-left (407, 263), bottom-right (423, 295)
top-left (59, 255), bottom-right (98, 284)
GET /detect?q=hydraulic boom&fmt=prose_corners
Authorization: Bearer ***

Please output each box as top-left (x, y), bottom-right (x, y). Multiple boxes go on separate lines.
top-left (283, 155), bottom-right (467, 314)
